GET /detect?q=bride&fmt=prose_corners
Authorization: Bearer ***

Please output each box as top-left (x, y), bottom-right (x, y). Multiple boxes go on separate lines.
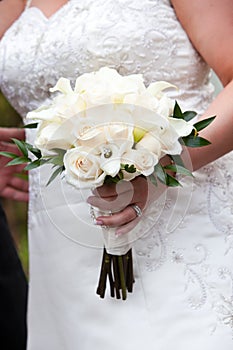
top-left (0, 0), bottom-right (233, 349)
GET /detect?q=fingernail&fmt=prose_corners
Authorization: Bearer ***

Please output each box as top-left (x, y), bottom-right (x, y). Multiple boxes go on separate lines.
top-left (95, 219), bottom-right (104, 225)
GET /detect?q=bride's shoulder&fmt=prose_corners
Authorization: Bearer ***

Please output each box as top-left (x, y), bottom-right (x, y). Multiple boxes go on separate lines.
top-left (0, 0), bottom-right (25, 39)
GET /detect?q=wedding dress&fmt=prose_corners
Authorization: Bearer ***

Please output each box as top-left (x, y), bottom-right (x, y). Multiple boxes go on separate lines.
top-left (0, 0), bottom-right (233, 349)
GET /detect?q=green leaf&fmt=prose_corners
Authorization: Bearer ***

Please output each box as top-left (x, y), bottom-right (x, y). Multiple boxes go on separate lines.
top-left (170, 154), bottom-right (184, 167)
top-left (6, 156), bottom-right (30, 166)
top-left (24, 143), bottom-right (42, 158)
top-left (165, 174), bottom-right (181, 187)
top-left (182, 110), bottom-right (197, 122)
top-left (149, 174), bottom-right (157, 186)
top-left (24, 159), bottom-right (43, 170)
top-left (172, 101), bottom-right (183, 119)
top-left (23, 122), bottom-right (39, 129)
top-left (154, 163), bottom-right (167, 184)
top-left (51, 148), bottom-right (66, 157)
top-left (15, 173), bottom-right (28, 181)
top-left (193, 116), bottom-right (215, 132)
top-left (164, 164), bottom-right (193, 177)
top-left (46, 166), bottom-right (64, 186)
top-left (11, 138), bottom-right (28, 157)
top-left (0, 151), bottom-right (19, 159)
top-left (44, 149), bottom-right (66, 166)
top-left (182, 135), bottom-right (211, 147)
top-left (123, 164), bottom-right (137, 173)
top-left (117, 170), bottom-right (124, 181)
top-left (48, 155), bottom-right (64, 166)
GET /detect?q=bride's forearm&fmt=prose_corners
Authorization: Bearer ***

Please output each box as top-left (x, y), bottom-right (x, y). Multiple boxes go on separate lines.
top-left (184, 79), bottom-right (233, 171)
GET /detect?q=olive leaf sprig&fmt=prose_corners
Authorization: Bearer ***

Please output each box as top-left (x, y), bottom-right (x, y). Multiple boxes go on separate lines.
top-left (149, 102), bottom-right (215, 188)
top-left (0, 123), bottom-right (66, 186)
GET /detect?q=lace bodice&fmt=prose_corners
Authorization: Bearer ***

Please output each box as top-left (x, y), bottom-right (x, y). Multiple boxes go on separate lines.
top-left (0, 0), bottom-right (214, 119)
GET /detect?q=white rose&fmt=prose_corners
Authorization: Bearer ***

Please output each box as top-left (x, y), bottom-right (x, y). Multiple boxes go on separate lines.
top-left (72, 105), bottom-right (134, 149)
top-left (64, 147), bottom-right (106, 189)
top-left (122, 148), bottom-right (158, 177)
top-left (75, 123), bottom-right (134, 149)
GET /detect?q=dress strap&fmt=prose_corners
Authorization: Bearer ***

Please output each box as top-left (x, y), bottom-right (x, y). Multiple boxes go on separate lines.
top-left (25, 0), bottom-right (33, 10)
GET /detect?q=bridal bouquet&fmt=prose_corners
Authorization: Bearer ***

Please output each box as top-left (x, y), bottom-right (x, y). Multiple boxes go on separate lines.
top-left (1, 67), bottom-right (214, 300)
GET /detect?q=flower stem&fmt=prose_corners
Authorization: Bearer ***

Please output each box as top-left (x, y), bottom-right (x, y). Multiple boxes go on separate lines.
top-left (96, 247), bottom-right (134, 300)
top-left (117, 255), bottom-right (127, 300)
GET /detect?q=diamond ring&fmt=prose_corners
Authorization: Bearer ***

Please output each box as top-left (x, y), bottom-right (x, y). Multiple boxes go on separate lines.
top-left (131, 204), bottom-right (142, 217)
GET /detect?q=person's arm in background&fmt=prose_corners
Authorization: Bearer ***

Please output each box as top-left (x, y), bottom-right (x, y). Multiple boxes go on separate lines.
top-left (0, 128), bottom-right (28, 202)
top-left (0, 2), bottom-right (28, 201)
top-left (0, 5), bottom-right (28, 348)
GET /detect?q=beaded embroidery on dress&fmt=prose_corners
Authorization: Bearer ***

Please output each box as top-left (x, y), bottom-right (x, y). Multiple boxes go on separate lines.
top-left (0, 0), bottom-right (233, 349)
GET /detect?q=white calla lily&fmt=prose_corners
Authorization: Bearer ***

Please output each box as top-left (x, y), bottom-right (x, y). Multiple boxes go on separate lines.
top-left (50, 77), bottom-right (74, 95)
top-left (98, 143), bottom-right (122, 177)
top-left (136, 132), bottom-right (162, 158)
top-left (168, 117), bottom-right (194, 137)
top-left (147, 81), bottom-right (177, 98)
top-left (35, 120), bottom-right (75, 155)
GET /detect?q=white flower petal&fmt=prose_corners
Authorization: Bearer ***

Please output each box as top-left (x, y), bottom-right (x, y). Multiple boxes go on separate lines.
top-left (147, 81), bottom-right (177, 97)
top-left (50, 77), bottom-right (74, 94)
top-left (168, 117), bottom-right (193, 137)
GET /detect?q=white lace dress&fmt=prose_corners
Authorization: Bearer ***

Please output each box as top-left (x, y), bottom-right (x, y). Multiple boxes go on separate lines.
top-left (1, 1), bottom-right (233, 349)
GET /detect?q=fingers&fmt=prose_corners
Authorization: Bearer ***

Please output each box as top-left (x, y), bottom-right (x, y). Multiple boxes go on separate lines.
top-left (96, 205), bottom-right (140, 227)
top-left (115, 217), bottom-right (141, 236)
top-left (0, 175), bottom-right (29, 201)
top-left (8, 176), bottom-right (29, 193)
top-left (0, 140), bottom-right (23, 155)
top-left (1, 186), bottom-right (29, 202)
top-left (88, 178), bottom-right (147, 211)
top-left (0, 127), bottom-right (25, 142)
top-left (0, 141), bottom-right (24, 168)
top-left (0, 163), bottom-right (26, 175)
top-left (92, 180), bottom-right (135, 199)
top-left (87, 188), bottom-right (133, 212)
top-left (88, 176), bottom-right (167, 236)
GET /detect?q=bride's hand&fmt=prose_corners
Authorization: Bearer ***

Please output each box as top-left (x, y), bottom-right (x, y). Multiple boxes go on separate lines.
top-left (87, 174), bottom-right (167, 235)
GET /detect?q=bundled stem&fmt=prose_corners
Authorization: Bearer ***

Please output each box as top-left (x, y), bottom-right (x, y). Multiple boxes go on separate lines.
top-left (96, 248), bottom-right (134, 300)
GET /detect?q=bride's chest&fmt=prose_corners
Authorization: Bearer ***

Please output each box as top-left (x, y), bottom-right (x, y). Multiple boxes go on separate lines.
top-left (0, 0), bottom-right (204, 117)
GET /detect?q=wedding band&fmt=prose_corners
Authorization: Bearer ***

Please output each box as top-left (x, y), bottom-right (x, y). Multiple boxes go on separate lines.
top-left (131, 204), bottom-right (142, 217)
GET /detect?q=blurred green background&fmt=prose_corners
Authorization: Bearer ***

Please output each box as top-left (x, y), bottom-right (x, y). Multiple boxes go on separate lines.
top-left (0, 91), bottom-right (28, 276)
